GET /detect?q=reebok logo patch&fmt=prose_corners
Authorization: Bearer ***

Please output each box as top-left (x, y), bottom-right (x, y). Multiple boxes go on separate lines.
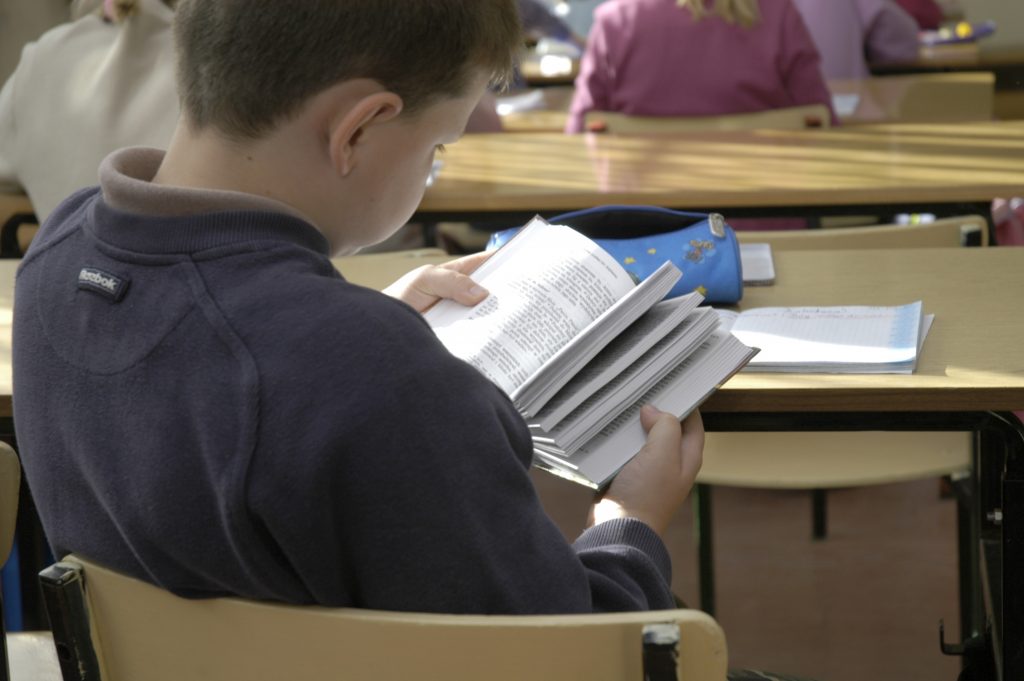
top-left (77, 267), bottom-right (130, 302)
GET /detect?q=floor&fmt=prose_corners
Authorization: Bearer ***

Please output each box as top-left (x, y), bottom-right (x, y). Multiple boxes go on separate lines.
top-left (530, 471), bottom-right (963, 681)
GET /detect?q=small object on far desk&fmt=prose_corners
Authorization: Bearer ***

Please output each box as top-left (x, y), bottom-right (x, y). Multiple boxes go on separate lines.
top-left (830, 92), bottom-right (861, 118)
top-left (919, 20), bottom-right (996, 46)
top-left (426, 159), bottom-right (443, 187)
top-left (717, 301), bottom-right (931, 374)
top-left (739, 243), bottom-right (775, 286)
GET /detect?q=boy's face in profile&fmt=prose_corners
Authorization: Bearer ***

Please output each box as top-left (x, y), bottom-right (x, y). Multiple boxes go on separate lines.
top-left (340, 72), bottom-right (490, 252)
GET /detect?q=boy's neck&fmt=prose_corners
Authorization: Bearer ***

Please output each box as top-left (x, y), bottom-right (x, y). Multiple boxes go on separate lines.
top-left (155, 122), bottom-right (303, 206)
top-left (153, 118), bottom-right (340, 245)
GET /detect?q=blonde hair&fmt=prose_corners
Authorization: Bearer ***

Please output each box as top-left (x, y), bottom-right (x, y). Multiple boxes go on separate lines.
top-left (677, 0), bottom-right (760, 29)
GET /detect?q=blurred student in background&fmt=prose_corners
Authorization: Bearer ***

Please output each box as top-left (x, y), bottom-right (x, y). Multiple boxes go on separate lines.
top-left (789, 0), bottom-right (919, 79)
top-left (0, 0), bottom-right (501, 245)
top-left (0, 0), bottom-right (178, 222)
top-left (565, 0), bottom-right (835, 134)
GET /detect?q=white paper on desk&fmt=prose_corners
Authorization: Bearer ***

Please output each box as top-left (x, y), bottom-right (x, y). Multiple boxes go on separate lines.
top-left (740, 243), bottom-right (775, 286)
top-left (426, 159), bottom-right (443, 187)
top-left (496, 89), bottom-right (547, 116)
top-left (831, 93), bottom-right (860, 118)
top-left (719, 302), bottom-right (925, 373)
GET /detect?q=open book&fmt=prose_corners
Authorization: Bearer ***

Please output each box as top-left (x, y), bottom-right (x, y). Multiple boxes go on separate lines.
top-left (424, 218), bottom-right (757, 488)
top-left (716, 302), bottom-right (930, 374)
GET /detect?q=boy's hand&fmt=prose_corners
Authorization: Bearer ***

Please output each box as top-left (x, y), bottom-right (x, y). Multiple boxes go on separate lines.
top-left (384, 251), bottom-right (491, 313)
top-left (588, 407), bottom-right (704, 537)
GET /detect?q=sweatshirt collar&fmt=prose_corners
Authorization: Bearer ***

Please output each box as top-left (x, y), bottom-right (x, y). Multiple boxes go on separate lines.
top-left (91, 147), bottom-right (330, 255)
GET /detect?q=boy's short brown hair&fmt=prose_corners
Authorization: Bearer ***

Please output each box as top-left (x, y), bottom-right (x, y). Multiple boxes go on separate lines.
top-left (173, 0), bottom-right (522, 140)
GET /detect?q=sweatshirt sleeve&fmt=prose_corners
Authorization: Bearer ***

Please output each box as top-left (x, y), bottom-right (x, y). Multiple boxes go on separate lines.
top-left (566, 12), bottom-right (614, 134)
top-left (862, 0), bottom-right (920, 66)
top-left (248, 293), bottom-right (675, 614)
top-left (779, 3), bottom-right (839, 126)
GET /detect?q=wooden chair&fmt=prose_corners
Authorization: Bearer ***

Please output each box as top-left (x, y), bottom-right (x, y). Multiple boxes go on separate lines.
top-left (40, 556), bottom-right (728, 681)
top-left (693, 216), bottom-right (984, 615)
top-left (735, 214), bottom-right (989, 249)
top-left (583, 104), bottom-right (831, 134)
top-left (0, 194), bottom-right (37, 258)
top-left (1, 442), bottom-right (20, 681)
top-left (896, 72), bottom-right (994, 123)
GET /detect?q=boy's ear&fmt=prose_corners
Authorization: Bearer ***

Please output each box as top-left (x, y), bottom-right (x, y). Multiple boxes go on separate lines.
top-left (328, 91), bottom-right (404, 177)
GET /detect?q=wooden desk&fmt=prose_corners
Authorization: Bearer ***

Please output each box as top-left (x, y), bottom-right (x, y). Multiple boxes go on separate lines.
top-left (498, 87), bottom-right (574, 133)
top-left (698, 247), bottom-right (1024, 680)
top-left (418, 120), bottom-right (1024, 224)
top-left (2, 249), bottom-right (1020, 675)
top-left (705, 248), bottom-right (1024, 413)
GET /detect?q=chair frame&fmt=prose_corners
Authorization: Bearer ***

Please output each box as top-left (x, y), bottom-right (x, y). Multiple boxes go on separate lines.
top-left (1, 442), bottom-right (22, 681)
top-left (584, 104), bottom-right (832, 134)
top-left (40, 557), bottom-right (728, 681)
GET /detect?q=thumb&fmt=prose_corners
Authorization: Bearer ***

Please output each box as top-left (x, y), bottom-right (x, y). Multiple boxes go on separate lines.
top-left (639, 404), bottom-right (682, 449)
top-left (640, 404), bottom-right (673, 432)
top-left (425, 269), bottom-right (488, 307)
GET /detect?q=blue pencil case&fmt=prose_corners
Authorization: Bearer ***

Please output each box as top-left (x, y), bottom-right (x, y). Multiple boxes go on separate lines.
top-left (487, 205), bottom-right (743, 304)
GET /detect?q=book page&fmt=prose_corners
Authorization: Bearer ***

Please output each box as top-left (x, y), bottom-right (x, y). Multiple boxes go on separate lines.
top-left (512, 260), bottom-right (681, 414)
top-left (568, 331), bottom-right (757, 488)
top-left (541, 307), bottom-right (720, 453)
top-left (425, 221), bottom-right (635, 395)
top-left (533, 295), bottom-right (702, 430)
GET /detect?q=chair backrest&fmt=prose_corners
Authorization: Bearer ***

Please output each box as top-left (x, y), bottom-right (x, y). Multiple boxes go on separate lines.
top-left (898, 72), bottom-right (994, 122)
top-left (0, 442), bottom-right (18, 563)
top-left (42, 556), bottom-right (728, 681)
top-left (0, 193), bottom-right (37, 258)
top-left (734, 215), bottom-right (988, 250)
top-left (584, 105), bottom-right (831, 134)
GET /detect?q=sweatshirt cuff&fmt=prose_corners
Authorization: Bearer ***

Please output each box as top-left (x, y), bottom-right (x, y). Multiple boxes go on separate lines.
top-left (572, 517), bottom-right (672, 583)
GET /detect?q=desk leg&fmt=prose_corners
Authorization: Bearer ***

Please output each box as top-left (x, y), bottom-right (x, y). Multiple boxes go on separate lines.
top-left (996, 413), bottom-right (1024, 679)
top-left (961, 431), bottom-right (984, 642)
top-left (694, 484), bottom-right (715, 617)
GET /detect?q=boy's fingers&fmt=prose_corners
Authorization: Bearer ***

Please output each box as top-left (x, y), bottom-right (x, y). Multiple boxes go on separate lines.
top-left (413, 267), bottom-right (488, 307)
top-left (678, 411), bottom-right (705, 482)
top-left (384, 262), bottom-right (489, 312)
top-left (441, 250), bottom-right (492, 275)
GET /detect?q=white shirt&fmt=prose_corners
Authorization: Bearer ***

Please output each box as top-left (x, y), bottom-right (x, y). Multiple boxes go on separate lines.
top-left (0, 0), bottom-right (178, 221)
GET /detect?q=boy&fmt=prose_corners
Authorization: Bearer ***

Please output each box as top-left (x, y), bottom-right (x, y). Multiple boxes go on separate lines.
top-left (13, 0), bottom-right (703, 613)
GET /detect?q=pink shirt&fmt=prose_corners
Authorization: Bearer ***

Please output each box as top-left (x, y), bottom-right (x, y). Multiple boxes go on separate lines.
top-left (789, 0), bottom-right (919, 79)
top-left (566, 0), bottom-right (835, 133)
top-left (895, 0), bottom-right (943, 29)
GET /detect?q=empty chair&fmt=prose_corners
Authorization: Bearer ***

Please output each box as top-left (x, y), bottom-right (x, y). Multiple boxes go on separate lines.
top-left (897, 72), bottom-right (994, 123)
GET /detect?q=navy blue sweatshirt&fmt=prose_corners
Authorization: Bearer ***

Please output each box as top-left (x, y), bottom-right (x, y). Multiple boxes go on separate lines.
top-left (12, 148), bottom-right (674, 613)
